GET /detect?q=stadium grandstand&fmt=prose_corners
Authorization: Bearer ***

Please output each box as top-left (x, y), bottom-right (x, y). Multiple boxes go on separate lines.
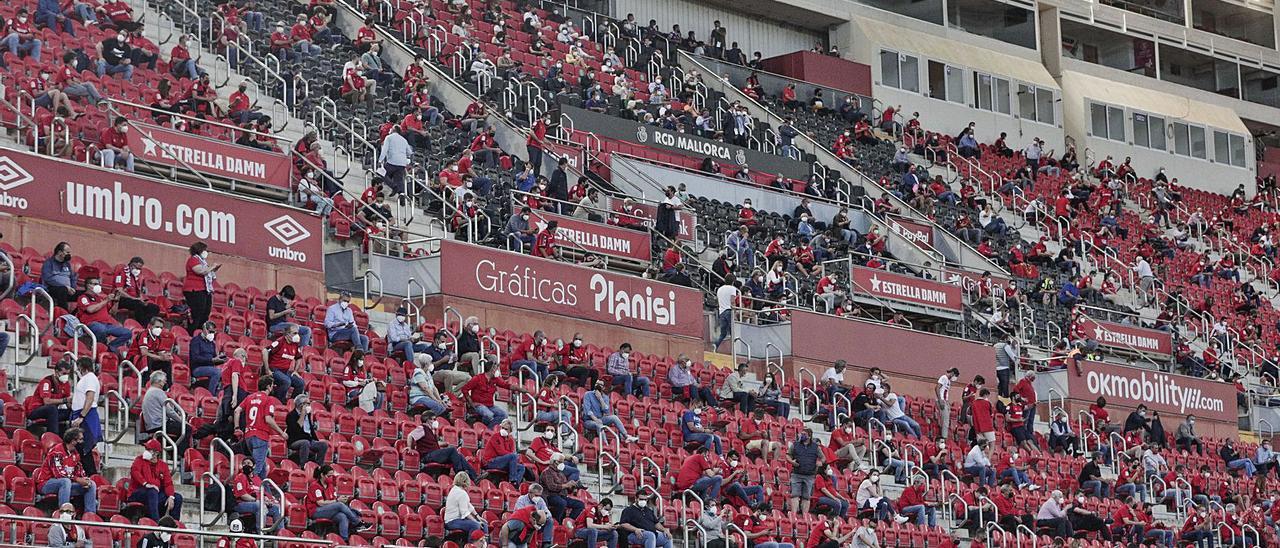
top-left (0, 0), bottom-right (1277, 545)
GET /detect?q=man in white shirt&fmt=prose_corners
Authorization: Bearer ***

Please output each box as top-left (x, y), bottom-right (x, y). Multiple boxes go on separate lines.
top-left (1133, 254), bottom-right (1154, 305)
top-left (444, 472), bottom-right (485, 537)
top-left (936, 368), bottom-right (959, 437)
top-left (713, 280), bottom-right (739, 349)
top-left (822, 360), bottom-right (850, 402)
top-left (879, 383), bottom-right (920, 438)
top-left (963, 440), bottom-right (996, 486)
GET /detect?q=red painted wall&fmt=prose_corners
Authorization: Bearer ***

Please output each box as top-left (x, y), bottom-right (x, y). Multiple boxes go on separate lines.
top-left (759, 51), bottom-right (873, 97)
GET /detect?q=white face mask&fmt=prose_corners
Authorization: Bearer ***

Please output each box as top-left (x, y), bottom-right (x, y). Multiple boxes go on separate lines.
top-left (160, 533), bottom-right (171, 542)
top-left (131, 267), bottom-right (141, 276)
top-left (142, 450), bottom-right (154, 460)
top-left (522, 214), bottom-right (530, 221)
top-left (200, 250), bottom-right (208, 259)
top-left (60, 512), bottom-right (73, 520)
top-left (637, 500), bottom-right (648, 508)
top-left (573, 339), bottom-right (582, 347)
top-left (90, 284), bottom-right (102, 294)
top-left (291, 334), bottom-right (301, 343)
top-left (470, 325), bottom-right (480, 333)
top-left (621, 352), bottom-right (630, 360)
top-left (556, 462), bottom-right (566, 471)
top-left (499, 428), bottom-right (510, 437)
top-left (58, 374), bottom-right (70, 383)
top-left (397, 315), bottom-right (406, 323)
top-left (356, 360), bottom-right (365, 367)
top-left (150, 327), bottom-right (162, 337)
top-left (339, 301), bottom-right (350, 310)
top-left (205, 333), bottom-right (215, 342)
top-left (543, 431), bottom-right (554, 439)
top-left (430, 420), bottom-right (440, 429)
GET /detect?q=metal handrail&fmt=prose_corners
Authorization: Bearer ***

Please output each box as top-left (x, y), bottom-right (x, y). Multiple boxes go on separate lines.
top-left (159, 398), bottom-right (187, 467)
top-left (69, 322), bottom-right (98, 362)
top-left (118, 360), bottom-right (144, 405)
top-left (595, 450), bottom-right (620, 498)
top-left (258, 479), bottom-right (286, 534)
top-left (1015, 523), bottom-right (1037, 547)
top-left (198, 471), bottom-right (227, 527)
top-left (362, 269), bottom-right (383, 308)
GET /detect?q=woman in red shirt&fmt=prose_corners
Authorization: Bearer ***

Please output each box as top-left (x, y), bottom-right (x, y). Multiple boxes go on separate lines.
top-left (182, 241), bottom-right (220, 333)
top-left (307, 465), bottom-right (367, 540)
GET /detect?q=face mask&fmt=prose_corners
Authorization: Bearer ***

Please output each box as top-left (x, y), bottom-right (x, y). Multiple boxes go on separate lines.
top-left (693, 407), bottom-right (702, 415)
top-left (1076, 496), bottom-right (1085, 503)
top-left (356, 360), bottom-right (365, 368)
top-left (142, 450), bottom-right (154, 460)
top-left (621, 352), bottom-right (630, 360)
top-left (58, 374), bottom-right (70, 383)
top-left (291, 334), bottom-right (301, 343)
top-left (130, 267), bottom-right (141, 276)
top-left (572, 339), bottom-right (582, 348)
top-left (937, 443), bottom-right (945, 450)
top-left (150, 327), bottom-right (162, 337)
top-left (500, 428), bottom-right (509, 436)
top-left (160, 533), bottom-right (171, 543)
top-left (437, 342), bottom-right (448, 349)
top-left (205, 333), bottom-right (216, 342)
top-left (556, 463), bottom-right (566, 471)
top-left (90, 284), bottom-right (102, 295)
top-left (637, 500), bottom-right (648, 508)
top-left (397, 315), bottom-right (407, 323)
top-left (200, 250), bottom-right (208, 259)
top-left (60, 512), bottom-right (73, 520)
top-left (340, 301), bottom-right (350, 310)
top-left (471, 325), bottom-right (480, 333)
top-left (870, 473), bottom-right (880, 482)
top-left (521, 214), bottom-right (530, 221)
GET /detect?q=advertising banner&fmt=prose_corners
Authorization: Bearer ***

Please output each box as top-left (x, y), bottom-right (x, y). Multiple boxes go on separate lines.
top-left (128, 123), bottom-right (294, 189)
top-left (560, 104), bottom-right (811, 179)
top-left (1068, 360), bottom-right (1235, 422)
top-left (790, 310), bottom-right (993, 380)
top-left (0, 148), bottom-right (322, 270)
top-left (438, 240), bottom-right (702, 337)
top-left (885, 214), bottom-right (933, 249)
top-left (1078, 316), bottom-right (1173, 355)
top-left (851, 266), bottom-right (963, 312)
top-left (517, 206), bottom-right (652, 261)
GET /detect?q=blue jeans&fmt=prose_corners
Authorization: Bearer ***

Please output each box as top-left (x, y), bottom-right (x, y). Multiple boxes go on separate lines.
top-left (484, 453), bottom-right (526, 485)
top-left (191, 365), bottom-right (222, 396)
top-left (233, 501), bottom-right (280, 527)
top-left (1115, 482), bottom-right (1147, 502)
top-left (1081, 479), bottom-right (1110, 498)
top-left (883, 457), bottom-right (908, 483)
top-left (861, 498), bottom-right (893, 521)
top-left (965, 465), bottom-right (995, 486)
top-left (95, 60), bottom-right (132, 80)
top-left (684, 432), bottom-right (722, 454)
top-left (394, 340), bottom-right (431, 362)
top-left (268, 323), bottom-right (312, 346)
top-left (628, 531), bottom-right (673, 548)
top-left (762, 399), bottom-right (790, 418)
top-left (817, 496), bottom-right (849, 517)
top-left (575, 528), bottom-right (618, 548)
top-left (88, 322), bottom-right (132, 352)
top-left (535, 410), bottom-right (572, 426)
top-left (424, 447), bottom-right (477, 480)
top-left (900, 504), bottom-right (936, 527)
top-left (999, 468), bottom-right (1029, 486)
top-left (1228, 458), bottom-right (1257, 477)
top-left (471, 404), bottom-right (507, 428)
top-left (584, 414), bottom-right (630, 439)
top-left (676, 385), bottom-right (717, 406)
top-left (890, 416), bottom-right (922, 438)
top-left (713, 309), bottom-right (732, 347)
top-left (445, 518), bottom-right (486, 536)
top-left (246, 436), bottom-right (269, 478)
top-left (512, 360), bottom-right (549, 382)
top-left (126, 488), bottom-right (182, 521)
top-left (611, 374), bottom-right (650, 397)
top-left (328, 326), bottom-right (369, 352)
top-left (40, 478), bottom-right (97, 513)
top-left (410, 395), bottom-right (448, 415)
top-left (689, 475), bottom-right (722, 500)
top-left (36, 11), bottom-right (74, 35)
top-left (546, 493), bottom-right (584, 521)
top-left (4, 34), bottom-right (40, 60)
top-left (270, 369), bottom-right (304, 402)
top-left (725, 483), bottom-right (764, 507)
top-left (313, 501), bottom-right (361, 540)
top-left (756, 543), bottom-right (794, 548)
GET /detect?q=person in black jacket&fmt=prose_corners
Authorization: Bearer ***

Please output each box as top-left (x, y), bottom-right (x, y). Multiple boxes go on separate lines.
top-left (457, 316), bottom-right (497, 375)
top-left (546, 158), bottom-right (570, 214)
top-left (137, 517), bottom-right (176, 548)
top-left (285, 395), bottom-right (328, 466)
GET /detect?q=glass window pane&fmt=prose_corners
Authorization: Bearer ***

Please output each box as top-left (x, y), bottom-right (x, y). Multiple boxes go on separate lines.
top-left (1133, 113), bottom-right (1149, 148)
top-left (1214, 131), bottom-right (1230, 164)
top-left (1036, 89), bottom-right (1055, 125)
top-left (1091, 103), bottom-right (1107, 137)
top-left (1018, 85), bottom-right (1035, 120)
top-left (881, 50), bottom-right (899, 89)
top-left (1190, 126), bottom-right (1206, 159)
top-left (1230, 134), bottom-right (1246, 167)
top-left (1107, 106), bottom-right (1125, 142)
top-left (1150, 116), bottom-right (1166, 150)
top-left (1173, 123), bottom-right (1190, 155)
top-left (947, 66), bottom-right (964, 104)
top-left (996, 78), bottom-right (1011, 114)
top-left (901, 55), bottom-right (919, 93)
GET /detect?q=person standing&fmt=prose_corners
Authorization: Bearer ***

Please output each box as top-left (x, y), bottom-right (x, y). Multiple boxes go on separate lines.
top-left (182, 241), bottom-right (220, 333)
top-left (713, 280), bottom-right (739, 350)
top-left (380, 124), bottom-right (412, 197)
top-left (936, 368), bottom-right (959, 440)
top-left (69, 358), bottom-right (100, 475)
top-left (787, 428), bottom-right (822, 514)
top-left (994, 335), bottom-right (1018, 397)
